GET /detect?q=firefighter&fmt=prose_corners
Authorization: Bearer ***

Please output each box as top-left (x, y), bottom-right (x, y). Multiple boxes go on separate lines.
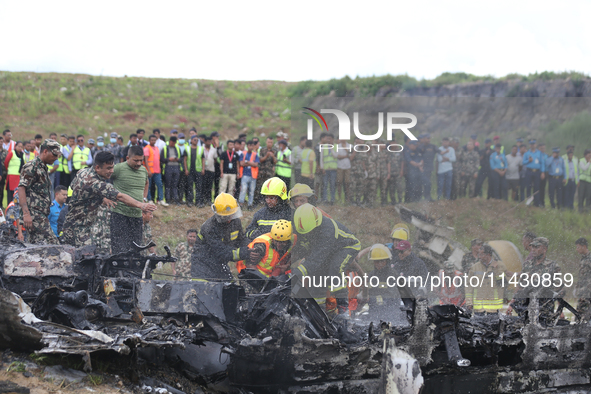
top-left (437, 260), bottom-right (466, 307)
top-left (190, 193), bottom-right (252, 281)
top-left (288, 183), bottom-right (331, 217)
top-left (236, 219), bottom-right (294, 277)
top-left (245, 177), bottom-right (292, 240)
top-left (361, 244), bottom-right (406, 322)
top-left (465, 244), bottom-right (508, 315)
top-left (355, 222), bottom-right (409, 263)
top-left (291, 203), bottom-right (361, 314)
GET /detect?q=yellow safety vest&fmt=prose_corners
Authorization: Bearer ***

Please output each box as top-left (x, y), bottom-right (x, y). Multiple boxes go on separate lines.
top-left (186, 145), bottom-right (204, 172)
top-left (276, 148), bottom-right (292, 177)
top-left (301, 148), bottom-right (316, 177)
top-left (72, 146), bottom-right (90, 170)
top-left (7, 152), bottom-right (22, 175)
top-left (322, 148), bottom-right (338, 170)
top-left (162, 145), bottom-right (182, 174)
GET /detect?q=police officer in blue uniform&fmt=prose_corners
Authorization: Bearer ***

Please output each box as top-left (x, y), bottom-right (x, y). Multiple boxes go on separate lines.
top-left (546, 147), bottom-right (566, 209)
top-left (522, 139), bottom-right (546, 207)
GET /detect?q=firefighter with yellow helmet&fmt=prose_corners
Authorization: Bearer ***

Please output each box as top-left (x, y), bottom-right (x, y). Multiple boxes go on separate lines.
top-left (288, 183), bottom-right (331, 217)
top-left (245, 177), bottom-right (293, 240)
top-left (190, 193), bottom-right (253, 281)
top-left (291, 203), bottom-right (361, 314)
top-left (355, 222), bottom-right (410, 263)
top-left (359, 244), bottom-right (407, 322)
top-left (237, 219), bottom-right (295, 277)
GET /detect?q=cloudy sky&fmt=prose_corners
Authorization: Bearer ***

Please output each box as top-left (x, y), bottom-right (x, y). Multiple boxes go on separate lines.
top-left (1, 0), bottom-right (589, 82)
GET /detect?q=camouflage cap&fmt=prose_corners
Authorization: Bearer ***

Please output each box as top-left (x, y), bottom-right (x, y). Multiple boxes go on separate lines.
top-left (41, 139), bottom-right (60, 156)
top-left (481, 244), bottom-right (494, 255)
top-left (471, 238), bottom-right (483, 246)
top-left (443, 260), bottom-right (456, 271)
top-left (530, 237), bottom-right (549, 247)
top-left (110, 132), bottom-right (118, 138)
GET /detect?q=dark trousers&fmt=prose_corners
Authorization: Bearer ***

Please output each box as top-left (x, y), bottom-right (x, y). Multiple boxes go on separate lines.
top-left (294, 169), bottom-right (302, 185)
top-left (214, 163), bottom-right (221, 196)
top-left (407, 171), bottom-right (422, 202)
top-left (0, 178), bottom-right (5, 207)
top-left (110, 211), bottom-right (143, 254)
top-left (474, 169), bottom-right (489, 198)
top-left (187, 171), bottom-right (203, 205)
top-left (178, 171), bottom-right (188, 202)
top-left (539, 177), bottom-right (547, 207)
top-left (59, 172), bottom-right (71, 188)
top-left (202, 170), bottom-right (216, 204)
top-left (422, 171), bottom-right (433, 201)
top-left (277, 175), bottom-right (291, 190)
top-left (563, 179), bottom-right (576, 209)
top-left (579, 180), bottom-right (591, 212)
top-left (525, 168), bottom-right (542, 207)
top-left (520, 175), bottom-right (527, 202)
top-left (548, 177), bottom-right (564, 209)
top-left (164, 166), bottom-right (181, 202)
top-left (489, 171), bottom-right (507, 200)
top-left (234, 176), bottom-right (242, 200)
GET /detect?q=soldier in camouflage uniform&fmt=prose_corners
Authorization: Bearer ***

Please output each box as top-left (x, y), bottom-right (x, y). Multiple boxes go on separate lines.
top-left (460, 140), bottom-right (480, 198)
top-left (349, 137), bottom-right (367, 206)
top-left (376, 141), bottom-right (390, 205)
top-left (18, 140), bottom-right (61, 244)
top-left (363, 142), bottom-right (380, 207)
top-left (450, 138), bottom-right (462, 200)
top-left (507, 237), bottom-right (564, 326)
top-left (387, 141), bottom-right (405, 205)
top-left (173, 229), bottom-right (197, 280)
top-left (574, 238), bottom-right (591, 321)
top-left (105, 132), bottom-right (122, 164)
top-left (90, 205), bottom-right (111, 253)
top-left (62, 151), bottom-right (156, 248)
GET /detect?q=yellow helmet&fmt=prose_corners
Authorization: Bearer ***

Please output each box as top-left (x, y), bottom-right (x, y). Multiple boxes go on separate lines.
top-left (261, 177), bottom-right (288, 200)
top-left (293, 203), bottom-right (323, 234)
top-left (212, 193), bottom-right (239, 216)
top-left (391, 222), bottom-right (410, 240)
top-left (369, 244), bottom-right (392, 260)
top-left (270, 219), bottom-right (292, 241)
top-left (288, 183), bottom-right (314, 200)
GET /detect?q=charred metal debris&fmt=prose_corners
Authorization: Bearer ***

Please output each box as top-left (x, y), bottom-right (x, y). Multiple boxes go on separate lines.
top-left (1, 220), bottom-right (591, 393)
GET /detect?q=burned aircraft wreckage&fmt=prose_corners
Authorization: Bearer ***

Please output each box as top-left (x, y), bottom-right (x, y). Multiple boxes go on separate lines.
top-left (1, 207), bottom-right (591, 394)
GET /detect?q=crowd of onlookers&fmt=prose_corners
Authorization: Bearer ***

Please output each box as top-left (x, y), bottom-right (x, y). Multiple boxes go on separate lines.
top-left (2, 128), bottom-right (590, 221)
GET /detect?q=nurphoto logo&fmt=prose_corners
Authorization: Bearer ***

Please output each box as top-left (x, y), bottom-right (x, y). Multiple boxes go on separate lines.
top-left (302, 107), bottom-right (418, 153)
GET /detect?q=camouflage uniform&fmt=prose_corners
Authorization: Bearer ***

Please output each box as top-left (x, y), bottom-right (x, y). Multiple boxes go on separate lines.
top-left (349, 149), bottom-right (366, 205)
top-left (363, 147), bottom-right (379, 207)
top-left (576, 252), bottom-right (591, 320)
top-left (255, 146), bottom-right (277, 204)
top-left (387, 152), bottom-right (405, 204)
top-left (377, 147), bottom-right (390, 205)
top-left (18, 154), bottom-right (58, 244)
top-left (105, 143), bottom-right (122, 165)
top-left (62, 167), bottom-right (120, 248)
top-left (460, 149), bottom-right (480, 198)
top-left (90, 205), bottom-right (111, 253)
top-left (451, 142), bottom-right (462, 199)
top-left (174, 242), bottom-right (192, 280)
top-left (142, 222), bottom-right (153, 256)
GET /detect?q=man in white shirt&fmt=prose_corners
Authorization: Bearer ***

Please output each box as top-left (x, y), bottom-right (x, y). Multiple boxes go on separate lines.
top-left (153, 129), bottom-right (166, 150)
top-left (336, 139), bottom-right (352, 204)
top-left (505, 145), bottom-right (522, 201)
top-left (202, 136), bottom-right (218, 204)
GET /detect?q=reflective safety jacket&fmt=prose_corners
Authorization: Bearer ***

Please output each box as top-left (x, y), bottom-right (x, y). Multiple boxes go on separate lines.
top-left (245, 202), bottom-right (293, 240)
top-left (438, 269), bottom-right (466, 307)
top-left (236, 232), bottom-right (294, 277)
top-left (72, 146), bottom-right (90, 170)
top-left (465, 260), bottom-right (507, 312)
top-left (191, 216), bottom-right (250, 281)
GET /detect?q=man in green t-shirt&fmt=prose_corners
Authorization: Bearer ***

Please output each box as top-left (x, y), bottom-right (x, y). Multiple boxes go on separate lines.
top-left (110, 145), bottom-right (151, 253)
